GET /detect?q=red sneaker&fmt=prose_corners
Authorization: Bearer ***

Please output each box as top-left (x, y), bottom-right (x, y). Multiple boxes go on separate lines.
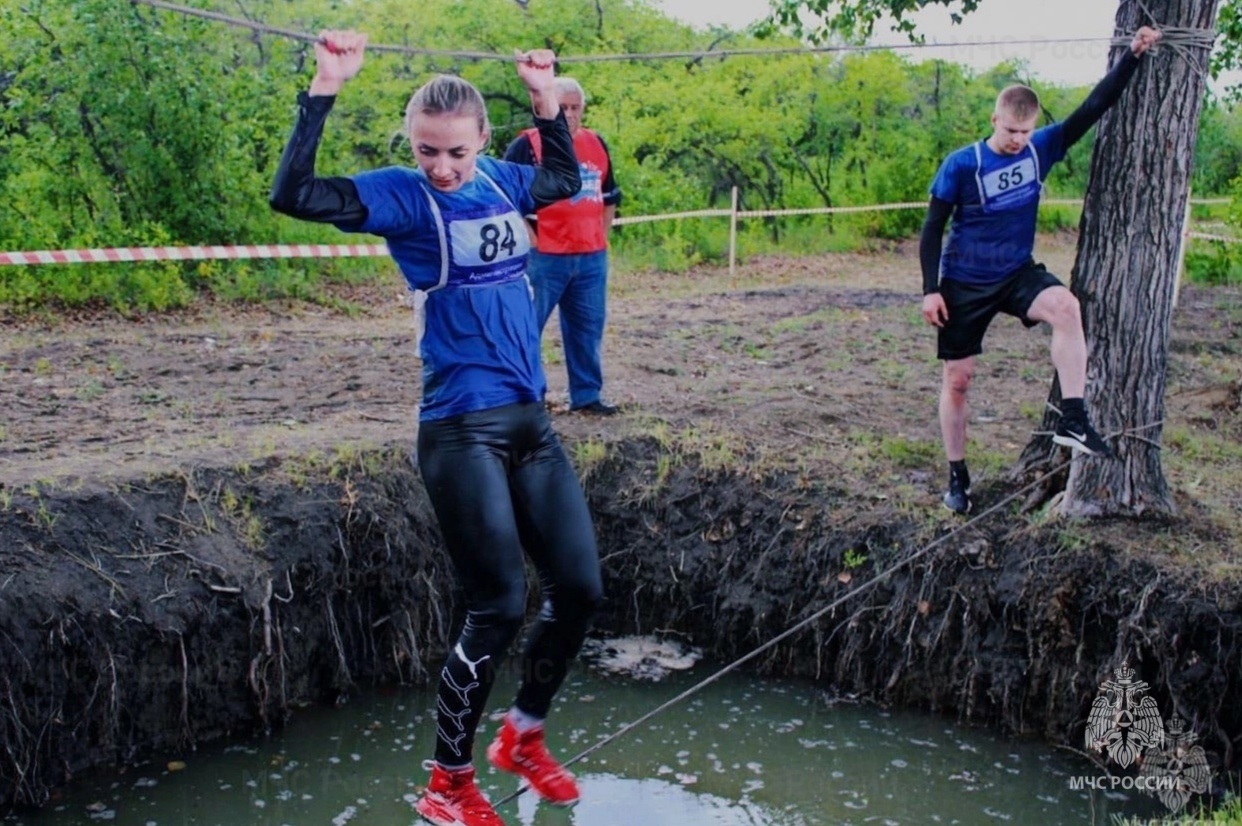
top-left (414, 762), bottom-right (504, 826)
top-left (486, 718), bottom-right (580, 806)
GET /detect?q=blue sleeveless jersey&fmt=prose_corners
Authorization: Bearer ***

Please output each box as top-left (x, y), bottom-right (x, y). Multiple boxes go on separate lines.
top-left (345, 157), bottom-right (545, 422)
top-left (930, 123), bottom-right (1066, 284)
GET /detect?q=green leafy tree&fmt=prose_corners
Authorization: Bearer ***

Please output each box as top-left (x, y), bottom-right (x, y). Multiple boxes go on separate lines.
top-left (0, 0), bottom-right (349, 308)
top-left (764, 0), bottom-right (1227, 517)
top-left (2, 0), bottom-right (1230, 318)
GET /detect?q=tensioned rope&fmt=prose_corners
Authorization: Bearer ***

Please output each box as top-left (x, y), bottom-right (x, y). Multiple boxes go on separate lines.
top-left (129, 0), bottom-right (1213, 64)
top-left (1130, 0), bottom-right (1218, 78)
top-left (491, 455), bottom-right (1083, 808)
top-left (493, 411), bottom-right (1173, 807)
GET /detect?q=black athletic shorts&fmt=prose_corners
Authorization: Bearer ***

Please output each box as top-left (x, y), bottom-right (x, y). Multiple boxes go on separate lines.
top-left (936, 261), bottom-right (1064, 361)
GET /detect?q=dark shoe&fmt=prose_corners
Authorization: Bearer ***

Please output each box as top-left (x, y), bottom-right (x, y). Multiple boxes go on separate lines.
top-left (571, 401), bottom-right (618, 416)
top-left (942, 479), bottom-right (972, 515)
top-left (1053, 417), bottom-right (1113, 457)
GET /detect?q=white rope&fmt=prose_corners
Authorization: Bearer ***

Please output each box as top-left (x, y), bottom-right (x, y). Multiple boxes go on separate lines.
top-left (1128, 0), bottom-right (1219, 80)
top-left (490, 460), bottom-right (1073, 809)
top-left (129, 0), bottom-right (1201, 66)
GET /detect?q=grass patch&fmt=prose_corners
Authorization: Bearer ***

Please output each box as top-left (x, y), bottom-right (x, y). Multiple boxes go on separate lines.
top-left (572, 439), bottom-right (610, 482)
top-left (878, 435), bottom-right (940, 469)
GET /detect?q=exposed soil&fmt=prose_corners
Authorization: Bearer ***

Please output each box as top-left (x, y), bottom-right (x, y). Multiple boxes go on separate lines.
top-left (2, 233), bottom-right (1241, 812)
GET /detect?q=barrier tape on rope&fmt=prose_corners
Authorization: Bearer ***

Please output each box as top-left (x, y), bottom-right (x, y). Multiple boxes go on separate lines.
top-left (614, 209), bottom-right (733, 226)
top-left (1186, 231), bottom-right (1242, 244)
top-left (739, 202), bottom-right (927, 218)
top-left (0, 243), bottom-right (389, 267)
top-left (2, 199), bottom-right (1235, 266)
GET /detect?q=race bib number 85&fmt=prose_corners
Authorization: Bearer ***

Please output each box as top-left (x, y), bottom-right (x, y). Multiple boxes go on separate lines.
top-left (981, 158), bottom-right (1037, 200)
top-left (449, 215), bottom-right (531, 267)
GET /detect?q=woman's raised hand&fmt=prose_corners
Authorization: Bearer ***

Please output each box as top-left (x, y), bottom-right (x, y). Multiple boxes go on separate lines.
top-left (514, 49), bottom-right (557, 90)
top-left (311, 30), bottom-right (369, 96)
top-left (514, 49), bottom-right (559, 119)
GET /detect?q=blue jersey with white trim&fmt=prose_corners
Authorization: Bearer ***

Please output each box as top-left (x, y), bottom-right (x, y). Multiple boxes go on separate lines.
top-left (347, 157), bottom-right (546, 422)
top-left (929, 123), bottom-right (1066, 284)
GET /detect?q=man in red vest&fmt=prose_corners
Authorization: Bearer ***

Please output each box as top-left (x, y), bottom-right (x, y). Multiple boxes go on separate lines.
top-left (505, 77), bottom-right (623, 415)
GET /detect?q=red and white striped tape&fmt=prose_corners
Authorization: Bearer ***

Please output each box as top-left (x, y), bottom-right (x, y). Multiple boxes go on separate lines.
top-left (1185, 231), bottom-right (1242, 244)
top-left (1, 197), bottom-right (1237, 266)
top-left (0, 243), bottom-right (389, 267)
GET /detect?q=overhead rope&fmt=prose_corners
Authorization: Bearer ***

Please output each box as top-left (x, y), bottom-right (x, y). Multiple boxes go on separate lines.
top-left (128, 0), bottom-right (1211, 66)
top-left (1128, 0), bottom-right (1219, 79)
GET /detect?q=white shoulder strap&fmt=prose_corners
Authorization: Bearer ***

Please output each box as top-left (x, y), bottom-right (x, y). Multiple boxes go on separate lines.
top-left (972, 142), bottom-right (986, 204)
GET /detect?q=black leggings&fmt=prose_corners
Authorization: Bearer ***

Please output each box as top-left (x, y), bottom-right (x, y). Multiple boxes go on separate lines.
top-left (417, 402), bottom-right (603, 766)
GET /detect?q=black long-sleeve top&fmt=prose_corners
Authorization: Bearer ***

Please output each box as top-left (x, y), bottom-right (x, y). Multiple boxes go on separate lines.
top-left (504, 131), bottom-right (623, 208)
top-left (919, 51), bottom-right (1144, 295)
top-left (269, 92), bottom-right (582, 227)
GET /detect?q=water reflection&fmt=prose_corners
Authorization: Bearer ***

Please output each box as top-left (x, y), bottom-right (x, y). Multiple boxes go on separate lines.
top-left (5, 664), bottom-right (1165, 825)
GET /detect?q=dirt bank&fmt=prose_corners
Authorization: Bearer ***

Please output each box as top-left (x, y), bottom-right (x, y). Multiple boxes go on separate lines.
top-left (3, 443), bottom-right (1240, 812)
top-left (2, 235), bottom-right (1240, 810)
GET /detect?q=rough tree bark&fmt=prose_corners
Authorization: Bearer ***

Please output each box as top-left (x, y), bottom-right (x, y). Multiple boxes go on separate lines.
top-left (1013, 0), bottom-right (1220, 517)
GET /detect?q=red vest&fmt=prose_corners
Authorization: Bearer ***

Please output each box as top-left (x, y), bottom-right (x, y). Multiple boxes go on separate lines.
top-left (523, 128), bottom-right (610, 254)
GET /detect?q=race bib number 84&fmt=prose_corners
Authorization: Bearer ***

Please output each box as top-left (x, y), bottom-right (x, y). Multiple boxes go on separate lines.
top-left (449, 215), bottom-right (531, 268)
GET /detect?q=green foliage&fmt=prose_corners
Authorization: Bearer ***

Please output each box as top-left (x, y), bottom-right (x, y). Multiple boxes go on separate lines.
top-left (1213, 0), bottom-right (1242, 100)
top-left (1184, 169), bottom-right (1242, 285)
top-left (1194, 100), bottom-right (1242, 194)
top-left (1185, 244), bottom-right (1242, 286)
top-left (762, 0), bottom-right (982, 42)
top-left (878, 435), bottom-right (940, 468)
top-left (3, 0), bottom-right (1239, 312)
top-left (842, 546), bottom-right (868, 568)
top-left (0, 0), bottom-right (377, 310)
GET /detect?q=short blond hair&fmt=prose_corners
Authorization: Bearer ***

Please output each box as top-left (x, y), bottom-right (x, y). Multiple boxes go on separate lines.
top-left (995, 84), bottom-right (1040, 121)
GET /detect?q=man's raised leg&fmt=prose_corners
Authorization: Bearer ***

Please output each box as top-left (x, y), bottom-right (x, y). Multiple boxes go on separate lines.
top-left (1026, 286), bottom-right (1112, 457)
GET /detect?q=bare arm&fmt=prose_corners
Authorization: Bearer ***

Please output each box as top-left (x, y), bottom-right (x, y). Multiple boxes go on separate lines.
top-left (515, 49), bottom-right (560, 120)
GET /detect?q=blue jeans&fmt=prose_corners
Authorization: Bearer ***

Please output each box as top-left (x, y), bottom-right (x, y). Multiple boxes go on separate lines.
top-left (529, 249), bottom-right (609, 409)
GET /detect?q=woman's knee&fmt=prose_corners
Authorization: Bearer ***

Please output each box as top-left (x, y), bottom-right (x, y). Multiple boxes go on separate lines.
top-left (469, 587), bottom-right (529, 639)
top-left (549, 572), bottom-right (604, 623)
top-left (572, 576), bottom-right (605, 613)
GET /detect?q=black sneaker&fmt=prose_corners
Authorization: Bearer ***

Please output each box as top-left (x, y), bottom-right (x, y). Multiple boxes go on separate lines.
top-left (571, 401), bottom-right (619, 416)
top-left (942, 479), bottom-right (972, 515)
top-left (1053, 417), bottom-right (1113, 457)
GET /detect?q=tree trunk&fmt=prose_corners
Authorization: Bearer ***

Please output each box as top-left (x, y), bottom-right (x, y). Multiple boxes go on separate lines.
top-left (1014, 0), bottom-right (1219, 517)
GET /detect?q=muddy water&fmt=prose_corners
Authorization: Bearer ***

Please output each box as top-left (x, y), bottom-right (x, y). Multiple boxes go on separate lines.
top-left (5, 664), bottom-right (1161, 825)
